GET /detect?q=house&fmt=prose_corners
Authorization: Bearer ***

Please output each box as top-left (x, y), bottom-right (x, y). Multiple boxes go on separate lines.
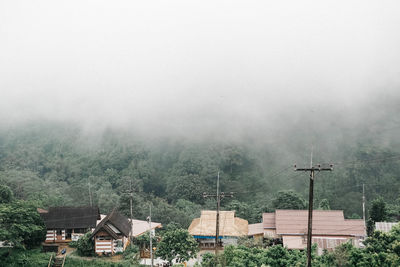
top-left (131, 219), bottom-right (162, 258)
top-left (40, 206), bottom-right (100, 243)
top-left (91, 209), bottom-right (131, 255)
top-left (375, 222), bottom-right (398, 233)
top-left (188, 210), bottom-right (248, 250)
top-left (247, 223), bottom-right (264, 241)
top-left (252, 210), bottom-right (365, 254)
top-left (130, 219), bottom-right (162, 237)
top-left (91, 209), bottom-right (162, 255)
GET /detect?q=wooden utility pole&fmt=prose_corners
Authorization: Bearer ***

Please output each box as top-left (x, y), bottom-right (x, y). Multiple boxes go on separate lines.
top-left (148, 203), bottom-right (153, 267)
top-left (362, 183), bottom-right (366, 234)
top-left (295, 163), bottom-right (333, 267)
top-left (203, 172), bottom-right (233, 255)
top-left (129, 180), bottom-right (134, 247)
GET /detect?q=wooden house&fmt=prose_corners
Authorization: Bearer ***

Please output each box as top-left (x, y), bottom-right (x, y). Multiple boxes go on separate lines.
top-left (40, 206), bottom-right (100, 243)
top-left (91, 209), bottom-right (162, 256)
top-left (91, 209), bottom-right (131, 255)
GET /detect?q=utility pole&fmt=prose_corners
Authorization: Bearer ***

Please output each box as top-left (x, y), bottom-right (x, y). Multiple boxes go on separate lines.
top-left (295, 160), bottom-right (333, 267)
top-left (147, 204), bottom-right (153, 267)
top-left (129, 180), bottom-right (134, 247)
top-left (203, 172), bottom-right (233, 255)
top-left (362, 183), bottom-right (366, 232)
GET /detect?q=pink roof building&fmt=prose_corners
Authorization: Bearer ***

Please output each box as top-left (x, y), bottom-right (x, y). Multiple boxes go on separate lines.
top-left (258, 210), bottom-right (366, 254)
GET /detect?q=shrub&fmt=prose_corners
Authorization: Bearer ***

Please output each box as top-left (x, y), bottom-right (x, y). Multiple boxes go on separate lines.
top-left (76, 232), bottom-right (95, 257)
top-left (123, 244), bottom-right (139, 263)
top-left (68, 241), bottom-right (78, 248)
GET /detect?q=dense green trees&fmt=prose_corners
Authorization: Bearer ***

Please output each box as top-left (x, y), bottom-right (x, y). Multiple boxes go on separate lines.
top-left (367, 197), bottom-right (391, 235)
top-left (156, 228), bottom-right (199, 265)
top-left (202, 244), bottom-right (307, 267)
top-left (370, 197), bottom-right (388, 223)
top-left (0, 184), bottom-right (13, 204)
top-left (318, 199), bottom-right (330, 210)
top-left (0, 196), bottom-right (46, 248)
top-left (272, 191), bottom-right (307, 210)
top-left (200, 223), bottom-right (400, 266)
top-left (0, 122), bottom-right (399, 229)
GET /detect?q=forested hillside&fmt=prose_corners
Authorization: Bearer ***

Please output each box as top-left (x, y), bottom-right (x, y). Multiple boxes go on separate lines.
top-left (1, 96), bottom-right (400, 228)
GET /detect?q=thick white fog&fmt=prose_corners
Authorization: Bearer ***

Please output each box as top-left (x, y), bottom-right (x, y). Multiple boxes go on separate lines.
top-left (1, 0), bottom-right (400, 136)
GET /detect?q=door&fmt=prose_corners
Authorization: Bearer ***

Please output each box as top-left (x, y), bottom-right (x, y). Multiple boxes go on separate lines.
top-left (56, 229), bottom-right (62, 241)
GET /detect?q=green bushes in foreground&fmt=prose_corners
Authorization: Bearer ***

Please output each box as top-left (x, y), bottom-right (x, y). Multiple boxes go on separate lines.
top-left (0, 248), bottom-right (141, 267)
top-left (200, 224), bottom-right (400, 267)
top-left (64, 257), bottom-right (139, 267)
top-left (0, 248), bottom-right (51, 267)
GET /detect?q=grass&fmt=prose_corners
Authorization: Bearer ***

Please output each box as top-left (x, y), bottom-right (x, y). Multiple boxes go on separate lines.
top-left (64, 257), bottom-right (140, 267)
top-left (0, 248), bottom-right (52, 267)
top-left (0, 248), bottom-right (141, 267)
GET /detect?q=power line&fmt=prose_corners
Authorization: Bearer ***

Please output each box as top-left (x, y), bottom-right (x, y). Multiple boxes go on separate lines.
top-left (326, 154), bottom-right (400, 167)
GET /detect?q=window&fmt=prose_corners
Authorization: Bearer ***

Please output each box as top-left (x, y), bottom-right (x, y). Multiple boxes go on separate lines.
top-left (97, 236), bottom-right (111, 241)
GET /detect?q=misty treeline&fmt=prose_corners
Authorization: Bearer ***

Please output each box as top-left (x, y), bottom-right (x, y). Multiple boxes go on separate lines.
top-left (0, 113), bottom-right (400, 227)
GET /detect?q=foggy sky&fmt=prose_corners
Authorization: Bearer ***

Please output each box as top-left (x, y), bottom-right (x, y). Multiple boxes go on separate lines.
top-left (1, 0), bottom-right (400, 137)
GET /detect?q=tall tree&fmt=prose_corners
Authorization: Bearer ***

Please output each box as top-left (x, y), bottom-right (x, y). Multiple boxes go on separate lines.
top-left (156, 228), bottom-right (199, 265)
top-left (272, 191), bottom-right (306, 210)
top-left (0, 185), bottom-right (13, 204)
top-left (370, 197), bottom-right (388, 223)
top-left (0, 200), bottom-right (46, 248)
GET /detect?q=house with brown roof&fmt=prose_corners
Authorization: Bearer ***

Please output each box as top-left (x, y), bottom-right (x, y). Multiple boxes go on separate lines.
top-left (91, 209), bottom-right (162, 255)
top-left (188, 210), bottom-right (248, 250)
top-left (40, 206), bottom-right (100, 243)
top-left (91, 209), bottom-right (132, 255)
top-left (254, 210), bottom-right (365, 254)
top-left (248, 223), bottom-right (264, 241)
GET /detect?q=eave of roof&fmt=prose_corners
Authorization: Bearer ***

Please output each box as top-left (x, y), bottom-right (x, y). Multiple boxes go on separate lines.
top-left (91, 209), bottom-right (131, 239)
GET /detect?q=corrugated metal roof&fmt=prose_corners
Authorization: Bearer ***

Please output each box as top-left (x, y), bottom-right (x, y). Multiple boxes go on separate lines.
top-left (41, 206), bottom-right (100, 229)
top-left (274, 210), bottom-right (365, 236)
top-left (263, 213), bottom-right (275, 229)
top-left (130, 219), bottom-right (162, 237)
top-left (248, 223), bottom-right (264, 236)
